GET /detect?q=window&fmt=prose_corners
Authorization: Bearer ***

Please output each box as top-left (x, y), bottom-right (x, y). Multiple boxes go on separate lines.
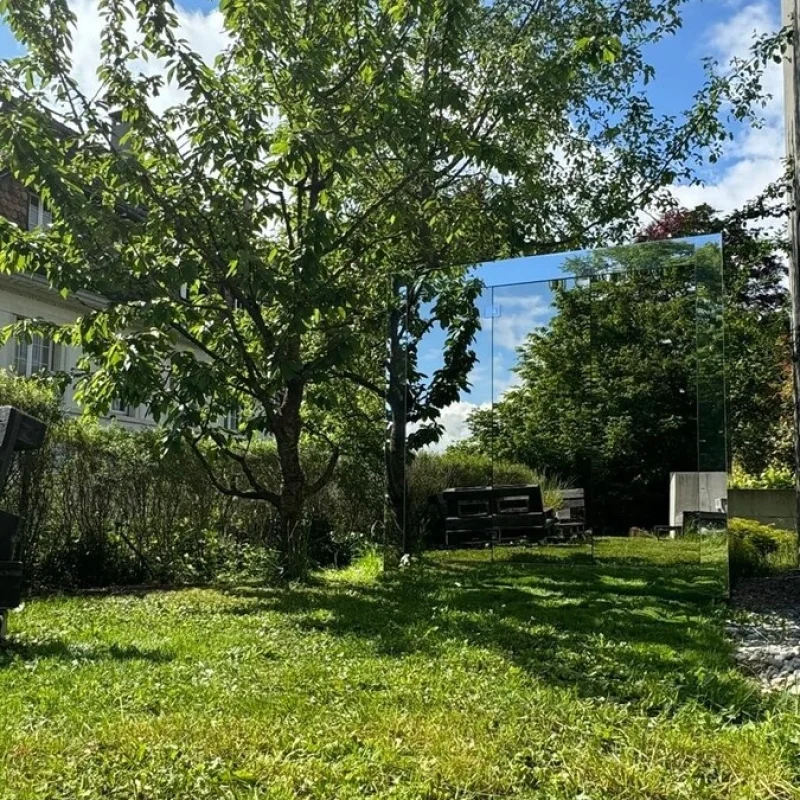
top-left (28, 194), bottom-right (52, 230)
top-left (111, 398), bottom-right (136, 418)
top-left (221, 408), bottom-right (240, 431)
top-left (13, 333), bottom-right (54, 376)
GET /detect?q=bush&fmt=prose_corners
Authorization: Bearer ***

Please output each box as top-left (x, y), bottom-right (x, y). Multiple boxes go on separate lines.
top-left (0, 373), bottom-right (384, 589)
top-left (728, 517), bottom-right (798, 581)
top-left (729, 460), bottom-right (794, 490)
top-left (215, 543), bottom-right (283, 586)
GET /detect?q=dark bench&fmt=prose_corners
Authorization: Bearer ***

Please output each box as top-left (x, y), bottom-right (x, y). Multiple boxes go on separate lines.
top-left (554, 488), bottom-right (587, 539)
top-left (440, 485), bottom-right (555, 547)
top-left (441, 486), bottom-right (493, 547)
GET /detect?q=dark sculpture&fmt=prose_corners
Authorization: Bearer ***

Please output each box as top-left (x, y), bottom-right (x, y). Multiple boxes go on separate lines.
top-left (0, 406), bottom-right (47, 640)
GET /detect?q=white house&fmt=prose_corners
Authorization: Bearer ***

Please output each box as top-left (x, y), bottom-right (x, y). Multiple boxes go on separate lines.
top-left (0, 171), bottom-right (157, 428)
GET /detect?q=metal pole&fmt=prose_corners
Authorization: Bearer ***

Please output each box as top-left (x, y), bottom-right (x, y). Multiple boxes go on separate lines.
top-left (782, 0), bottom-right (800, 541)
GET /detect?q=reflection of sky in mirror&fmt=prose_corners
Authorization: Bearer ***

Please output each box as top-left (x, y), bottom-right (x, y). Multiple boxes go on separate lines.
top-left (416, 234), bottom-right (721, 450)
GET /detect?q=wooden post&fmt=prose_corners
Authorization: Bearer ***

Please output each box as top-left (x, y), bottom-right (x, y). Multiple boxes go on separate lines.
top-left (782, 0), bottom-right (800, 538)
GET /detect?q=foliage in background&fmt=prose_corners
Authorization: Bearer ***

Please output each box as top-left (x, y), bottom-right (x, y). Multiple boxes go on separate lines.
top-left (729, 460), bottom-right (794, 490)
top-left (465, 195), bottom-right (792, 530)
top-left (641, 199), bottom-right (792, 474)
top-left (728, 517), bottom-right (798, 581)
top-left (467, 240), bottom-right (704, 532)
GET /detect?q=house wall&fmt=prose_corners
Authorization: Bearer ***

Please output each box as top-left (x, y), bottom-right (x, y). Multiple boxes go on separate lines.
top-left (0, 276), bottom-right (153, 429)
top-left (0, 174), bottom-right (153, 429)
top-left (0, 174), bottom-right (29, 229)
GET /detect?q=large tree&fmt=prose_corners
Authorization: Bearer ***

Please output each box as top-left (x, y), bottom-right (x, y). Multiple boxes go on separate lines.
top-left (640, 198), bottom-right (792, 474)
top-left (0, 0), bottom-right (776, 572)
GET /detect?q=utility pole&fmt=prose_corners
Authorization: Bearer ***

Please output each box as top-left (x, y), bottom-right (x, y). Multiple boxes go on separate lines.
top-left (782, 0), bottom-right (800, 538)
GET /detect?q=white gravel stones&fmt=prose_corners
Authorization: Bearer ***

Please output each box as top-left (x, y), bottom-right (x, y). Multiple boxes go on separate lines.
top-left (729, 573), bottom-right (800, 694)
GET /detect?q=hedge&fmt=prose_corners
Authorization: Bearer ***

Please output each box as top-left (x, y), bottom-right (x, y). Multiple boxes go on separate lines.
top-left (0, 374), bottom-right (385, 587)
top-left (0, 373), bottom-right (562, 587)
top-left (728, 517), bottom-right (798, 581)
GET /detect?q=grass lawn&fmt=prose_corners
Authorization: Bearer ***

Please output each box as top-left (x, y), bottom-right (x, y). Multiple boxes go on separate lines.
top-left (1, 541), bottom-right (799, 799)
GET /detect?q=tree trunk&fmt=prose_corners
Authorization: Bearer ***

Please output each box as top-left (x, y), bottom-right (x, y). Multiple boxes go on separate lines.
top-left (384, 285), bottom-right (408, 567)
top-left (782, 0), bottom-right (800, 548)
top-left (274, 376), bottom-right (309, 580)
top-left (277, 488), bottom-right (308, 581)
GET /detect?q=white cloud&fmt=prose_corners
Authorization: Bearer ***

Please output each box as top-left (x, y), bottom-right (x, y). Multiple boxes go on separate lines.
top-left (67, 0), bottom-right (228, 115)
top-left (671, 1), bottom-right (785, 214)
top-left (672, 152), bottom-right (783, 212)
top-left (418, 400), bottom-right (489, 452)
top-left (491, 293), bottom-right (553, 351)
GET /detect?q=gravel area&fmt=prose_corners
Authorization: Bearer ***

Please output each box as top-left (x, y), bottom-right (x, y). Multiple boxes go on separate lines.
top-left (728, 572), bottom-right (800, 694)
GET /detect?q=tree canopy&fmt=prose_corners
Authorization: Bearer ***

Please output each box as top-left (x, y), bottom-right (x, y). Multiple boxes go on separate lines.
top-left (466, 200), bottom-right (790, 532)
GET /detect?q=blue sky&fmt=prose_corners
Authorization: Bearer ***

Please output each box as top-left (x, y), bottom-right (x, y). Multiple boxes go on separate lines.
top-left (0, 1), bottom-right (782, 446)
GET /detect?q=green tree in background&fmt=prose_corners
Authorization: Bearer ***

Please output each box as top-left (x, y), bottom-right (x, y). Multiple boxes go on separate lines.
top-left (467, 200), bottom-right (790, 530)
top-left (468, 240), bottom-right (704, 531)
top-left (640, 200), bottom-right (791, 474)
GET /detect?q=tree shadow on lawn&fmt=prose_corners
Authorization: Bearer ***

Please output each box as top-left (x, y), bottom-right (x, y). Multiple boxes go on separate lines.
top-left (225, 558), bottom-right (765, 721)
top-left (0, 637), bottom-right (173, 667)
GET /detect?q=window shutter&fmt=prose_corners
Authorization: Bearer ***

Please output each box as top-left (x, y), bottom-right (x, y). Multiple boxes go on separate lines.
top-left (27, 195), bottom-right (39, 230)
top-left (50, 342), bottom-right (62, 372)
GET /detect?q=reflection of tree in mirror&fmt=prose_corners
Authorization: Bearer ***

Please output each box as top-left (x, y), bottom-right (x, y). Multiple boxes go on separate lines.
top-left (382, 271), bottom-right (484, 559)
top-left (642, 204), bottom-right (791, 475)
top-left (469, 242), bottom-right (706, 533)
top-left (559, 240), bottom-right (696, 278)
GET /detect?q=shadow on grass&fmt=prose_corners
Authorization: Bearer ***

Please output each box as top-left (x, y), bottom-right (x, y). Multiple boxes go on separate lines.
top-left (0, 637), bottom-right (173, 667)
top-left (225, 554), bottom-right (760, 720)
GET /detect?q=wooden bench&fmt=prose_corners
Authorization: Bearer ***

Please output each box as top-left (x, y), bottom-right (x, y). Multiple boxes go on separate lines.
top-left (555, 488), bottom-right (587, 539)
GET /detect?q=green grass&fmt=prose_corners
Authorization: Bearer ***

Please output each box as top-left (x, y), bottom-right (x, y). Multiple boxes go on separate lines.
top-left (0, 542), bottom-right (798, 799)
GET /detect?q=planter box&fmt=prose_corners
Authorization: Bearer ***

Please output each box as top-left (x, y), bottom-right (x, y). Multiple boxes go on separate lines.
top-left (0, 561), bottom-right (22, 608)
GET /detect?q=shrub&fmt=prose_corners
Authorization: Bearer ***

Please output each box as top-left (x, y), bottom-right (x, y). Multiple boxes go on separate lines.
top-left (216, 543), bottom-right (283, 586)
top-left (0, 373), bottom-right (385, 588)
top-left (729, 460), bottom-right (794, 490)
top-left (728, 517), bottom-right (798, 581)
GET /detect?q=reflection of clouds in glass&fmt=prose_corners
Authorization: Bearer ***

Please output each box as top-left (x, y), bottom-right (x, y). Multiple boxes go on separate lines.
top-left (420, 346), bottom-right (443, 363)
top-left (466, 363), bottom-right (490, 401)
top-left (491, 293), bottom-right (554, 352)
top-left (414, 401), bottom-right (490, 452)
top-left (418, 367), bottom-right (521, 452)
top-left (493, 360), bottom-right (522, 398)
top-left (415, 290), bottom-right (552, 450)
